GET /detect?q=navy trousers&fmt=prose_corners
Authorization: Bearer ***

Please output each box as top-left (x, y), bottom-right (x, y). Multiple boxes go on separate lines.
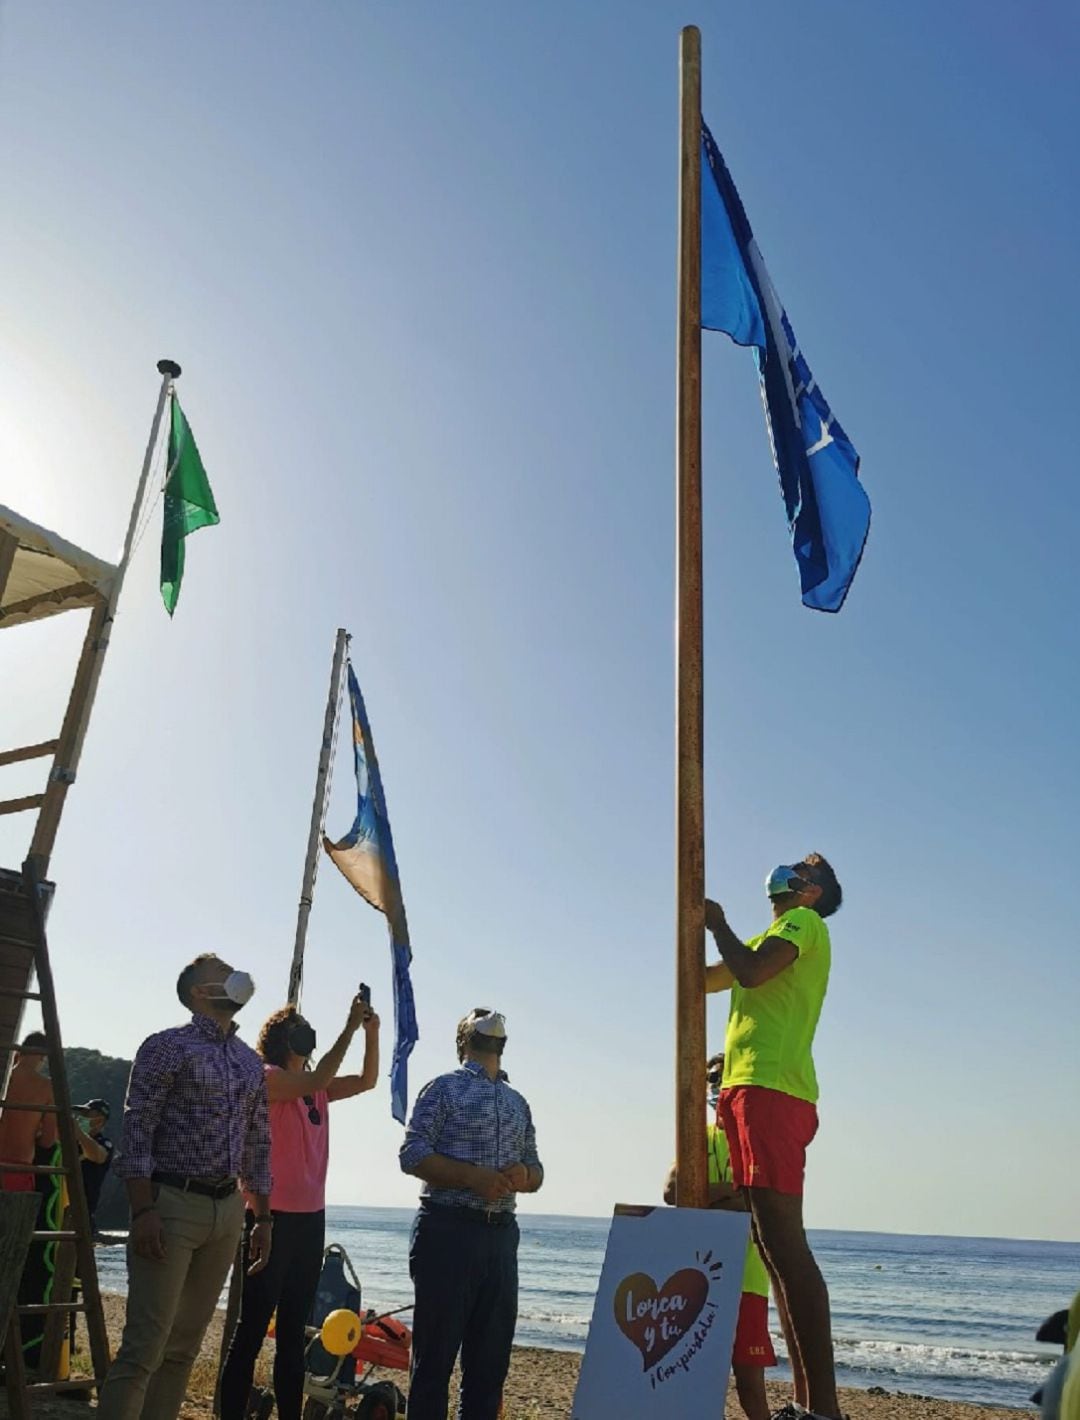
top-left (219, 1209), bottom-right (325, 1420)
top-left (407, 1204), bottom-right (519, 1420)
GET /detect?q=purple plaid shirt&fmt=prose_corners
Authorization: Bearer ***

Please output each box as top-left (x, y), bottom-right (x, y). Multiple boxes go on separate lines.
top-left (115, 1013), bottom-right (271, 1195)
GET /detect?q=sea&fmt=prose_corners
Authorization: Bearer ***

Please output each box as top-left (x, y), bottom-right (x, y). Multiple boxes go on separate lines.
top-left (94, 1209), bottom-right (1078, 1410)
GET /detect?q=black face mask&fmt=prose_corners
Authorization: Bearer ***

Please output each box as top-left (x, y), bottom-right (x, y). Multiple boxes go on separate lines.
top-left (288, 1022), bottom-right (317, 1058)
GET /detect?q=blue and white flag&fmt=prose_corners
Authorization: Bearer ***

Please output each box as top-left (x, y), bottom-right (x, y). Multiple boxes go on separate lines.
top-left (324, 664), bottom-right (418, 1123)
top-left (701, 120), bottom-right (870, 612)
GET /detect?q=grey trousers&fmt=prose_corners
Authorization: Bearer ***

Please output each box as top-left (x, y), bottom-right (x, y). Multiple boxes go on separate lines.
top-left (96, 1184), bottom-right (244, 1420)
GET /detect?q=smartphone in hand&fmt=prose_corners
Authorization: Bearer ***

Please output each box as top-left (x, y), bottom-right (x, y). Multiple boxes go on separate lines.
top-left (358, 982), bottom-right (371, 1007)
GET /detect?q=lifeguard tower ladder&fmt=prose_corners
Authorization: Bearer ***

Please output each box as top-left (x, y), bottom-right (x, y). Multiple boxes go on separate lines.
top-left (0, 504), bottom-right (120, 1414)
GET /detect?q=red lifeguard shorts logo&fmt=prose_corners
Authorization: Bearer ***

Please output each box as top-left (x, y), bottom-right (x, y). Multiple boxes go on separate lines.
top-left (718, 1085), bottom-right (819, 1196)
top-left (733, 1291), bottom-right (777, 1367)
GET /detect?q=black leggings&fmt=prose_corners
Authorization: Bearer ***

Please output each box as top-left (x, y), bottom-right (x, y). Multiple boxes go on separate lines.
top-left (219, 1208), bottom-right (325, 1420)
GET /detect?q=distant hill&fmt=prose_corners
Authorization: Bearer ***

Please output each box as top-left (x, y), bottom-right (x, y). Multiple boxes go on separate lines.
top-left (64, 1046), bottom-right (131, 1231)
top-left (64, 1047), bottom-right (131, 1117)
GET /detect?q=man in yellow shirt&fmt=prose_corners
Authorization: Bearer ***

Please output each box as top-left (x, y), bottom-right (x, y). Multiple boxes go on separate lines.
top-left (705, 853), bottom-right (843, 1420)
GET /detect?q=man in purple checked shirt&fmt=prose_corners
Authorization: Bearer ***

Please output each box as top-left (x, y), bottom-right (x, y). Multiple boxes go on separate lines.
top-left (97, 954), bottom-right (272, 1420)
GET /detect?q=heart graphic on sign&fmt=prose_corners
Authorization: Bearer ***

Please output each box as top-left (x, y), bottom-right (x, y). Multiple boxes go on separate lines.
top-left (613, 1268), bottom-right (709, 1370)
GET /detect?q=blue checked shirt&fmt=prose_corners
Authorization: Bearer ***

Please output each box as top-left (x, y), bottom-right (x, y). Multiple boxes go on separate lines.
top-left (399, 1061), bottom-right (542, 1214)
top-left (115, 1014), bottom-right (271, 1196)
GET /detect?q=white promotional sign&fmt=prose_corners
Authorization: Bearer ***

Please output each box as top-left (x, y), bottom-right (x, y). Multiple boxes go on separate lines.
top-left (571, 1204), bottom-right (749, 1419)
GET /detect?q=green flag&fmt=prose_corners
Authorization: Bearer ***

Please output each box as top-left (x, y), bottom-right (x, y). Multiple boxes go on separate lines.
top-left (160, 394), bottom-right (219, 615)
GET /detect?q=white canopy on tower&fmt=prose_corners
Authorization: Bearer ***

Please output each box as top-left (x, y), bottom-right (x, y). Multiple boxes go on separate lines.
top-left (0, 504), bottom-right (117, 630)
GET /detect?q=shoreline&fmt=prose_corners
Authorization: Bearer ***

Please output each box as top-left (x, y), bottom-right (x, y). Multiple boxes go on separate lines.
top-left (86, 1223), bottom-right (1064, 1411)
top-left (0, 1292), bottom-right (1031, 1419)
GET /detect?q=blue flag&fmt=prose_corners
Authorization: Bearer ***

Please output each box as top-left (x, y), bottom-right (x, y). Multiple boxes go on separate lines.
top-left (324, 664), bottom-right (418, 1123)
top-left (701, 119), bottom-right (870, 612)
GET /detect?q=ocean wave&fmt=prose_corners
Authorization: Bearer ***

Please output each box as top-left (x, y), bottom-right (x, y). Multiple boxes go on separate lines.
top-left (518, 1309), bottom-right (591, 1329)
top-left (521, 1286), bottom-right (603, 1305)
top-left (822, 1336), bottom-right (1055, 1384)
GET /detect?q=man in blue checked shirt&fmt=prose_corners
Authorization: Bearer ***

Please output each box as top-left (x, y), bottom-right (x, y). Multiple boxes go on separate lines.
top-left (400, 1007), bottom-right (543, 1420)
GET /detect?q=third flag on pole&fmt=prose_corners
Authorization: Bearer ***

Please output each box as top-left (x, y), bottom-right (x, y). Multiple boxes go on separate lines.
top-left (324, 664), bottom-right (418, 1123)
top-left (700, 119), bottom-right (870, 612)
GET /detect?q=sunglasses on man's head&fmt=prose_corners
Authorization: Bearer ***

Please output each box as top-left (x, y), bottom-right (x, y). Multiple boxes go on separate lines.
top-left (303, 1094), bottom-right (322, 1127)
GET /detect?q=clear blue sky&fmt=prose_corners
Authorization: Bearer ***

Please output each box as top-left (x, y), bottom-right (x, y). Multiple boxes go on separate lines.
top-left (2, 2), bottom-right (1078, 1240)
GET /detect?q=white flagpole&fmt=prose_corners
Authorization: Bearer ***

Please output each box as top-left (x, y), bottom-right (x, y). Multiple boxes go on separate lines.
top-left (29, 359), bottom-right (180, 875)
top-left (287, 626), bottom-right (349, 1005)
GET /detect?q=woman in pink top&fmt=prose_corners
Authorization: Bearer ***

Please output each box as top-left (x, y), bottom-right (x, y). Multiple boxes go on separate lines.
top-left (219, 992), bottom-right (379, 1420)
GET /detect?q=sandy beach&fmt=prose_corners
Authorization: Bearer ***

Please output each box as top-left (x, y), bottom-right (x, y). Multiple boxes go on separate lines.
top-left (0, 1292), bottom-right (1031, 1419)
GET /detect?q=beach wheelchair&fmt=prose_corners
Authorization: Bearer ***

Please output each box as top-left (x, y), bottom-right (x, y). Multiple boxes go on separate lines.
top-left (246, 1244), bottom-right (410, 1420)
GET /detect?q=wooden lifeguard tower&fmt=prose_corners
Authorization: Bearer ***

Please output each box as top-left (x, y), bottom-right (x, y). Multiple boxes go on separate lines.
top-left (0, 502), bottom-right (125, 1412)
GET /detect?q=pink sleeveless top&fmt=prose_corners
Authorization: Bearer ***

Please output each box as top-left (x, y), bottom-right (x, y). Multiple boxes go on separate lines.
top-left (262, 1065), bottom-right (329, 1213)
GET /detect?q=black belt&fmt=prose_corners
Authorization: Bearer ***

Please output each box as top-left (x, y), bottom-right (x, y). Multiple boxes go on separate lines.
top-left (421, 1201), bottom-right (517, 1228)
top-left (152, 1171), bottom-right (237, 1200)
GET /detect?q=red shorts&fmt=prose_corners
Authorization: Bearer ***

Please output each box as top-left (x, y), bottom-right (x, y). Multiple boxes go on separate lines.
top-left (0, 1170), bottom-right (36, 1192)
top-left (718, 1085), bottom-right (818, 1197)
top-left (733, 1291), bottom-right (776, 1368)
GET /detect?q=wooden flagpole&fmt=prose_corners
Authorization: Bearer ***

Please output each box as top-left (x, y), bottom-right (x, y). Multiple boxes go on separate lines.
top-left (287, 626), bottom-right (349, 1006)
top-left (28, 359), bottom-right (180, 878)
top-left (675, 24), bottom-right (708, 1208)
top-left (215, 629), bottom-right (350, 1414)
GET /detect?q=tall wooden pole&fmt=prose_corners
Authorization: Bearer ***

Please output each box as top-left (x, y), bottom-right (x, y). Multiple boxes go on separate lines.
top-left (29, 359), bottom-right (181, 879)
top-left (215, 631), bottom-right (349, 1414)
top-left (675, 24), bottom-right (708, 1209)
top-left (287, 626), bottom-right (349, 1006)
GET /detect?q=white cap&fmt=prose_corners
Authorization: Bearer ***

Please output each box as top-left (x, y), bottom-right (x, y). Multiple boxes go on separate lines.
top-left (469, 1010), bottom-right (507, 1038)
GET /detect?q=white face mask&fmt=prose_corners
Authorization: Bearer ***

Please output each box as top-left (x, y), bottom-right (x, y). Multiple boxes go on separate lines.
top-left (201, 970), bottom-right (255, 1010)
